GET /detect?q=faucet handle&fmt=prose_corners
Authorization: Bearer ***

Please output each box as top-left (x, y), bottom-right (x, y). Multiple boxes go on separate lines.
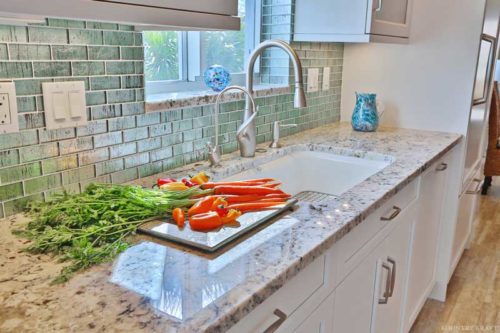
top-left (270, 121), bottom-right (297, 149)
top-left (206, 142), bottom-right (221, 167)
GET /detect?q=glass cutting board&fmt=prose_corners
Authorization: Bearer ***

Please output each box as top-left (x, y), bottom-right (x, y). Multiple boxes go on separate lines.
top-left (138, 198), bottom-right (298, 252)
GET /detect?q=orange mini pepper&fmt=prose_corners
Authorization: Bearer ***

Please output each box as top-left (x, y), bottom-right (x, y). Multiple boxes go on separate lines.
top-left (221, 209), bottom-right (242, 224)
top-left (188, 196), bottom-right (216, 216)
top-left (189, 211), bottom-right (222, 231)
top-left (191, 171), bottom-right (210, 185)
top-left (172, 208), bottom-right (185, 228)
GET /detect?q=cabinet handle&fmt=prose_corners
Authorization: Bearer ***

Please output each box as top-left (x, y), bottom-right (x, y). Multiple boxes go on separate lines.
top-left (380, 206), bottom-right (402, 221)
top-left (378, 262), bottom-right (392, 304)
top-left (263, 309), bottom-right (287, 333)
top-left (375, 0), bottom-right (383, 12)
top-left (466, 178), bottom-right (483, 194)
top-left (387, 257), bottom-right (396, 297)
top-left (436, 163), bottom-right (448, 171)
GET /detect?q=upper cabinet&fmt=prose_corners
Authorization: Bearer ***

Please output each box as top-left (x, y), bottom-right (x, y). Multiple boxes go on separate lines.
top-left (0, 0), bottom-right (240, 31)
top-left (294, 0), bottom-right (413, 43)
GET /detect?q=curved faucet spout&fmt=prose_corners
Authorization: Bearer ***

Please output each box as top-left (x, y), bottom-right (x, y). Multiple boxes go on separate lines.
top-left (242, 40), bottom-right (306, 157)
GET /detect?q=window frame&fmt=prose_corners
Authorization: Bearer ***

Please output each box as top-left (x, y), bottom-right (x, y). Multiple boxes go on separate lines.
top-left (145, 0), bottom-right (261, 96)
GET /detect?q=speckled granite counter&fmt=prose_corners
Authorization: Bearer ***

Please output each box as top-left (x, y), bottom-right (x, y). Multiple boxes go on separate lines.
top-left (0, 123), bottom-right (461, 333)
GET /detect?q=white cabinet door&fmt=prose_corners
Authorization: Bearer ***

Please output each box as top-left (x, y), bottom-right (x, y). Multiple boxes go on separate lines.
top-left (369, 0), bottom-right (413, 38)
top-left (97, 0), bottom-right (238, 16)
top-left (294, 292), bottom-right (335, 333)
top-left (372, 214), bottom-right (413, 333)
top-left (404, 160), bottom-right (448, 330)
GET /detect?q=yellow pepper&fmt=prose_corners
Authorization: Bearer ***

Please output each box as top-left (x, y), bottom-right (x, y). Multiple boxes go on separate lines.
top-left (191, 171), bottom-right (210, 185)
top-left (221, 209), bottom-right (242, 224)
top-left (160, 182), bottom-right (189, 191)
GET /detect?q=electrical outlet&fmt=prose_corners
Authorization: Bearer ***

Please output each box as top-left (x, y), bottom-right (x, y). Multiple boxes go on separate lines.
top-left (0, 82), bottom-right (19, 134)
top-left (322, 67), bottom-right (331, 91)
top-left (307, 68), bottom-right (319, 93)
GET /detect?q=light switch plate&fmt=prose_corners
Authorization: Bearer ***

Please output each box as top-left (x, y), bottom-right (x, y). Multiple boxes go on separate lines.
top-left (307, 68), bottom-right (319, 93)
top-left (0, 81), bottom-right (19, 134)
top-left (322, 67), bottom-right (331, 91)
top-left (42, 81), bottom-right (87, 130)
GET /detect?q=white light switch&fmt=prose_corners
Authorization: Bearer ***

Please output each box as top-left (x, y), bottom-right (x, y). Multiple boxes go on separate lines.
top-left (43, 82), bottom-right (87, 130)
top-left (0, 81), bottom-right (19, 134)
top-left (307, 68), bottom-right (319, 93)
top-left (322, 67), bottom-right (331, 91)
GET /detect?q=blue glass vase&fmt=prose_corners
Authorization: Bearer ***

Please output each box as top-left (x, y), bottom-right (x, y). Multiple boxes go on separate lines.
top-left (351, 93), bottom-right (380, 132)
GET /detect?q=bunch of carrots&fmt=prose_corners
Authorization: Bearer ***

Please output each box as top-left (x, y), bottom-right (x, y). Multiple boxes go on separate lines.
top-left (166, 173), bottom-right (291, 232)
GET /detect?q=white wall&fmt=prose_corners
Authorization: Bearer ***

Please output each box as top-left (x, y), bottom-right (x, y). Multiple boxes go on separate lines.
top-left (341, 0), bottom-right (486, 135)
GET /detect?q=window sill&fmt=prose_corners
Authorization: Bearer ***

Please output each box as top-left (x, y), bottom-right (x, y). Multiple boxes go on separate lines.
top-left (145, 84), bottom-right (291, 113)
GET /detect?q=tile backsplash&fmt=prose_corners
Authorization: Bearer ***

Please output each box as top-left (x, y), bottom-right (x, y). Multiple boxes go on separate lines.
top-left (0, 16), bottom-right (343, 217)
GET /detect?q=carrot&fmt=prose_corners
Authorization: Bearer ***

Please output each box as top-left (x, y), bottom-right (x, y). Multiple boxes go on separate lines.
top-left (254, 198), bottom-right (287, 203)
top-left (261, 182), bottom-right (282, 188)
top-left (214, 185), bottom-right (283, 195)
top-left (265, 193), bottom-right (291, 199)
top-left (172, 208), bottom-right (185, 228)
top-left (201, 181), bottom-right (266, 189)
top-left (213, 195), bottom-right (265, 204)
top-left (227, 202), bottom-right (285, 213)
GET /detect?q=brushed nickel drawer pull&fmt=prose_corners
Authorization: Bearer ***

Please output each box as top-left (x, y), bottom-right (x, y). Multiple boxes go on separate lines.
top-left (378, 262), bottom-right (392, 304)
top-left (436, 163), bottom-right (448, 171)
top-left (375, 0), bottom-right (383, 12)
top-left (380, 206), bottom-right (402, 221)
top-left (387, 257), bottom-right (396, 297)
top-left (263, 309), bottom-right (287, 333)
top-left (466, 178), bottom-right (483, 194)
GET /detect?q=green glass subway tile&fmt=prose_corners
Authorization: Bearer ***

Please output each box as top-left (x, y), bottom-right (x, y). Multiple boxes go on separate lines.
top-left (0, 162), bottom-right (41, 183)
top-left (14, 78), bottom-right (52, 95)
top-left (121, 75), bottom-right (143, 89)
top-left (33, 62), bottom-right (71, 77)
top-left (47, 18), bottom-right (86, 28)
top-left (29, 26), bottom-right (68, 44)
top-left (172, 119), bottom-right (193, 132)
top-left (121, 47), bottom-right (143, 60)
top-left (72, 61), bottom-right (105, 76)
top-left (52, 45), bottom-right (87, 60)
top-left (107, 89), bottom-right (135, 104)
top-left (53, 77), bottom-right (90, 90)
top-left (103, 31), bottom-right (135, 46)
top-left (202, 126), bottom-right (215, 139)
top-left (19, 142), bottom-right (58, 163)
top-left (149, 123), bottom-right (172, 137)
top-left (161, 109), bottom-right (182, 122)
top-left (150, 147), bottom-right (173, 162)
top-left (138, 161), bottom-right (162, 178)
top-left (134, 61), bottom-right (144, 74)
top-left (24, 173), bottom-right (62, 195)
top-left (78, 148), bottom-right (109, 166)
top-left (118, 24), bottom-right (134, 32)
top-left (18, 112), bottom-right (45, 130)
top-left (0, 62), bottom-right (33, 79)
top-left (93, 131), bottom-right (123, 148)
top-left (163, 155), bottom-right (183, 171)
top-left (192, 115), bottom-right (212, 129)
top-left (202, 105), bottom-right (215, 116)
top-left (124, 152), bottom-right (149, 168)
top-left (90, 104), bottom-right (121, 120)
top-left (0, 131), bottom-right (38, 151)
top-left (44, 183), bottom-right (81, 199)
top-left (134, 33), bottom-right (143, 46)
top-left (42, 155), bottom-right (78, 174)
top-left (0, 25), bottom-right (27, 43)
top-left (123, 127), bottom-right (148, 142)
top-left (161, 132), bottom-right (183, 146)
top-left (95, 159), bottom-right (124, 176)
top-left (90, 76), bottom-right (120, 90)
top-left (61, 165), bottom-right (95, 185)
top-left (86, 91), bottom-right (106, 106)
top-left (182, 106), bottom-right (202, 119)
top-left (0, 150), bottom-right (19, 168)
top-left (76, 120), bottom-right (108, 137)
top-left (111, 167), bottom-right (138, 183)
top-left (106, 61), bottom-right (135, 75)
top-left (59, 137), bottom-right (93, 155)
top-left (108, 115), bottom-right (136, 132)
top-left (172, 142), bottom-right (193, 155)
top-left (88, 46), bottom-right (120, 60)
top-left (136, 112), bottom-right (160, 127)
top-left (183, 128), bottom-right (203, 142)
top-left (109, 142), bottom-right (136, 158)
top-left (69, 29), bottom-right (103, 45)
top-left (221, 142), bottom-right (238, 154)
top-left (122, 102), bottom-right (145, 116)
top-left (86, 21), bottom-right (119, 30)
top-left (136, 88), bottom-right (144, 101)
top-left (36, 96), bottom-right (44, 112)
top-left (0, 182), bottom-right (23, 200)
top-left (16, 96), bottom-right (36, 113)
top-left (79, 175), bottom-right (111, 190)
top-left (4, 193), bottom-right (43, 216)
top-left (137, 137), bottom-right (161, 152)
top-left (0, 43), bottom-right (7, 59)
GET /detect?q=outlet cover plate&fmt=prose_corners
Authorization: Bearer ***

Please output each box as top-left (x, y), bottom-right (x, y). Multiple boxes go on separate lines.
top-left (323, 67), bottom-right (331, 91)
top-left (0, 81), bottom-right (19, 134)
top-left (42, 81), bottom-right (87, 130)
top-left (307, 68), bottom-right (319, 93)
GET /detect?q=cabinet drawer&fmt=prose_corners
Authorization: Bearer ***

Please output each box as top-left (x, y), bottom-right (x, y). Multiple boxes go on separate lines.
top-left (227, 255), bottom-right (326, 333)
top-left (336, 179), bottom-right (418, 281)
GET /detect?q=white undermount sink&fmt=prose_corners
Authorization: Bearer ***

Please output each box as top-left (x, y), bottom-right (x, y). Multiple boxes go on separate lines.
top-left (223, 149), bottom-right (394, 196)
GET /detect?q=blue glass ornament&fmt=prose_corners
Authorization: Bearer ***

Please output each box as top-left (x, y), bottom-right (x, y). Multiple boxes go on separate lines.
top-left (203, 65), bottom-right (231, 92)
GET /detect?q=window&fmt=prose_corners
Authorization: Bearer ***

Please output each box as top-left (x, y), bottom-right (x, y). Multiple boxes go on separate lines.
top-left (144, 0), bottom-right (260, 96)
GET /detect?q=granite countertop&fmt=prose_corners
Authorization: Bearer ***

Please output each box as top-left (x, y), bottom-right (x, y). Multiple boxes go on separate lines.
top-left (0, 122), bottom-right (462, 333)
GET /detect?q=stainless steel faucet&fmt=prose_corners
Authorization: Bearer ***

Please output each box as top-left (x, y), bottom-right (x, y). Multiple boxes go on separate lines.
top-left (239, 39), bottom-right (307, 157)
top-left (269, 121), bottom-right (298, 148)
top-left (207, 85), bottom-right (257, 167)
